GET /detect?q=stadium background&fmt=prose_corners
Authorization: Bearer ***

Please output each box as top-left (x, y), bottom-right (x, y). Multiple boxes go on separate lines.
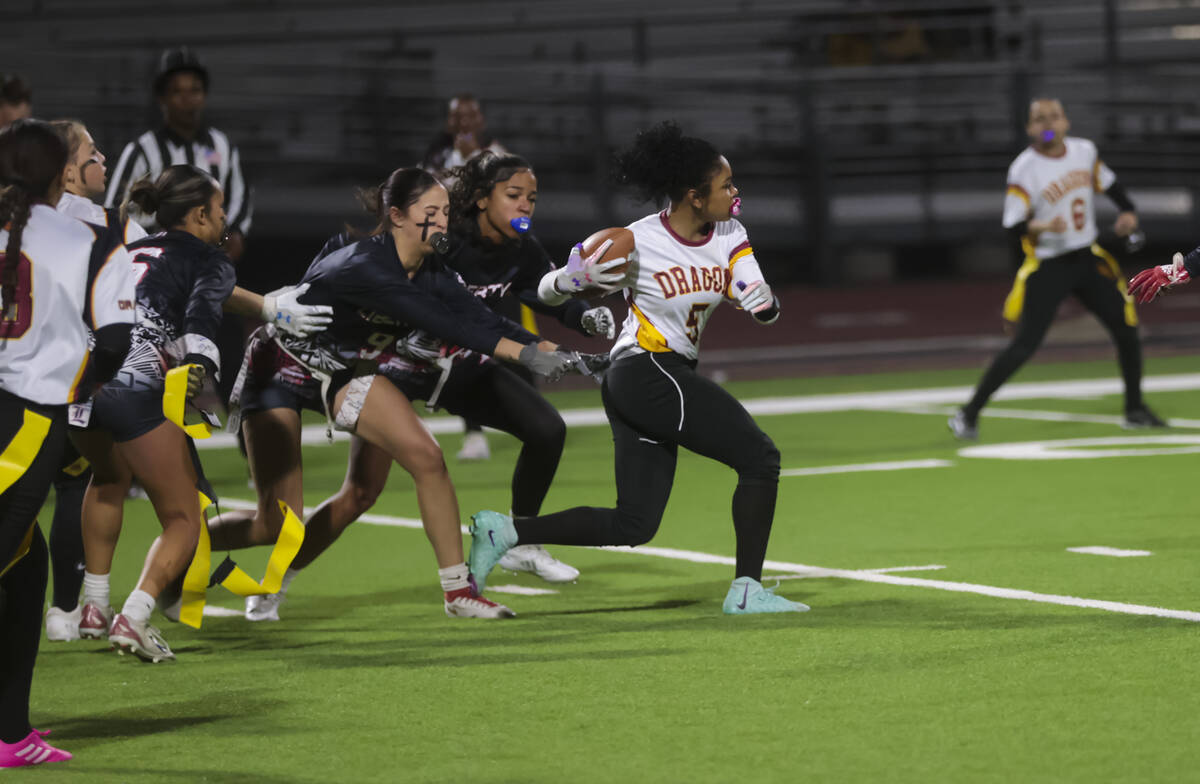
top-left (10, 0), bottom-right (1200, 375)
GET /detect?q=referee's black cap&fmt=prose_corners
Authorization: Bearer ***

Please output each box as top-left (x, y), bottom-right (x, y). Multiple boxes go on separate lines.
top-left (153, 47), bottom-right (209, 96)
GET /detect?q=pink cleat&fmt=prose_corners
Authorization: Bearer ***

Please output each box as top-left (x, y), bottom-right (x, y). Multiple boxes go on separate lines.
top-left (0, 730), bottom-right (72, 768)
top-left (78, 602), bottom-right (114, 640)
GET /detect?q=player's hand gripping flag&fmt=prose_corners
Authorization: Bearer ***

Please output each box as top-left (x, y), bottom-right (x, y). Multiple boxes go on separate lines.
top-left (1128, 253), bottom-right (1190, 304)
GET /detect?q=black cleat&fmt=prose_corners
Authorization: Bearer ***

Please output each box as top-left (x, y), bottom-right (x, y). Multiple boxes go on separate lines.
top-left (947, 410), bottom-right (979, 440)
top-left (1123, 405), bottom-right (1167, 429)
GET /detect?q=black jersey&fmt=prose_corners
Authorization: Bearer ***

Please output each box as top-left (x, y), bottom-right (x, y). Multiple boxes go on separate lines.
top-left (440, 230), bottom-right (589, 334)
top-left (297, 231), bottom-right (536, 370)
top-left (121, 230), bottom-right (237, 385)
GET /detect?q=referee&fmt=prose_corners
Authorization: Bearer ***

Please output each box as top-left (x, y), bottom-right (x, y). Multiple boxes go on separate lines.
top-left (104, 46), bottom-right (252, 397)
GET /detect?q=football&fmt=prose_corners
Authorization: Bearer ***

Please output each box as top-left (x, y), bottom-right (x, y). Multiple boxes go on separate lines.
top-left (574, 226), bottom-right (635, 297)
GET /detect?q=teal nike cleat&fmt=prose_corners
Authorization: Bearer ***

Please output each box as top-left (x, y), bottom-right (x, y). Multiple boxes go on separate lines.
top-left (723, 576), bottom-right (810, 615)
top-left (468, 510), bottom-right (519, 591)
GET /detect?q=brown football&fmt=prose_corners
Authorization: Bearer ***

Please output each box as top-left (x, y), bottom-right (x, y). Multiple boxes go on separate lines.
top-left (574, 227), bottom-right (635, 296)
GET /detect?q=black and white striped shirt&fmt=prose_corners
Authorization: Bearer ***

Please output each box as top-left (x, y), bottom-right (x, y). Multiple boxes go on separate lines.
top-left (103, 126), bottom-right (252, 236)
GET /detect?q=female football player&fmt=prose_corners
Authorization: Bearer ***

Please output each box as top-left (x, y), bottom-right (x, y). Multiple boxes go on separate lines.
top-left (468, 121), bottom-right (809, 615)
top-left (236, 155), bottom-right (614, 621)
top-left (206, 167), bottom-right (580, 620)
top-left (73, 165), bottom-right (237, 662)
top-left (0, 119), bottom-right (134, 767)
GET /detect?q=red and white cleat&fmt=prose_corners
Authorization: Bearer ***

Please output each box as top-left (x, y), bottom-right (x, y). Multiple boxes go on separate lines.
top-left (0, 730), bottom-right (72, 768)
top-left (444, 584), bottom-right (515, 619)
top-left (78, 602), bottom-right (113, 640)
top-left (109, 613), bottom-right (175, 663)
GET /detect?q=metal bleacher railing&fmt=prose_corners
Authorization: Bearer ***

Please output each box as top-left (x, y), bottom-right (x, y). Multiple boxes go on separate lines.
top-left (7, 0), bottom-right (1200, 282)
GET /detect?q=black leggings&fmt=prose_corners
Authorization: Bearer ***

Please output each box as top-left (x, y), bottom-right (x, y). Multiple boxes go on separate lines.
top-left (438, 360), bottom-right (564, 517)
top-left (966, 246), bottom-right (1142, 417)
top-left (0, 392), bottom-right (65, 743)
top-left (514, 351), bottom-right (780, 580)
top-left (48, 447), bottom-right (89, 611)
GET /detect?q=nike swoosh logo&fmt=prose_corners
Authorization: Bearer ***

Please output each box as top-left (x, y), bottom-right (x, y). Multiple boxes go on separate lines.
top-left (488, 530), bottom-right (496, 546)
top-left (736, 584), bottom-right (749, 610)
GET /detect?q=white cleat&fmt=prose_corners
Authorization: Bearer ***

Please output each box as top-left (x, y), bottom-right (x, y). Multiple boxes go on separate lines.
top-left (444, 586), bottom-right (515, 619)
top-left (456, 431), bottom-right (491, 461)
top-left (45, 605), bottom-right (82, 642)
top-left (245, 592), bottom-right (283, 622)
top-left (498, 544), bottom-right (580, 583)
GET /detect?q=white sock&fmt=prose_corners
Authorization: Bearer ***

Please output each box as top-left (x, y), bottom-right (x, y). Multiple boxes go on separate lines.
top-left (279, 567), bottom-right (300, 595)
top-left (82, 572), bottom-right (110, 608)
top-left (438, 563), bottom-right (470, 593)
top-left (120, 589), bottom-right (156, 624)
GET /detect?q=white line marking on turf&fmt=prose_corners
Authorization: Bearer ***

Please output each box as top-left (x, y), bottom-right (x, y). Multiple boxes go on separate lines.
top-left (214, 497), bottom-right (1200, 622)
top-left (487, 584), bottom-right (561, 596)
top-left (884, 404), bottom-right (1200, 430)
top-left (195, 372), bottom-right (1200, 450)
top-left (860, 564), bottom-right (948, 573)
top-left (201, 606), bottom-right (244, 617)
top-left (959, 435), bottom-right (1200, 460)
top-left (781, 459), bottom-right (952, 477)
top-left (1067, 546), bottom-right (1153, 558)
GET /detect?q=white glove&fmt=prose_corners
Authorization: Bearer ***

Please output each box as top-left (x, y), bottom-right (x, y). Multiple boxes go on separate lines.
top-left (734, 280), bottom-right (773, 313)
top-left (580, 306), bottom-right (616, 339)
top-left (261, 283), bottom-right (334, 337)
top-left (556, 240), bottom-right (631, 294)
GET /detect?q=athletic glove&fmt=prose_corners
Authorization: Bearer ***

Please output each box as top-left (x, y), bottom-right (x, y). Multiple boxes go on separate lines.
top-left (580, 306), bottom-right (616, 339)
top-left (735, 280), bottom-right (774, 313)
top-left (261, 283), bottom-right (334, 337)
top-left (517, 343), bottom-right (577, 383)
top-left (1128, 253), bottom-right (1190, 304)
top-left (557, 240), bottom-right (630, 294)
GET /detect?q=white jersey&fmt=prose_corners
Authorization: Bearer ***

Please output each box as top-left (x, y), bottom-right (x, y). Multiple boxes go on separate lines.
top-left (0, 205), bottom-right (137, 405)
top-left (611, 212), bottom-right (764, 362)
top-left (1002, 136), bottom-right (1116, 260)
top-left (57, 191), bottom-right (148, 243)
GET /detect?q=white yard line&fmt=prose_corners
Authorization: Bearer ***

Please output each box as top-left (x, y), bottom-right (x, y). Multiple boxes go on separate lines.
top-left (1067, 546), bottom-right (1153, 558)
top-left (213, 497), bottom-right (1200, 623)
top-left (885, 404), bottom-right (1200, 430)
top-left (781, 459), bottom-right (952, 477)
top-left (195, 372), bottom-right (1200, 450)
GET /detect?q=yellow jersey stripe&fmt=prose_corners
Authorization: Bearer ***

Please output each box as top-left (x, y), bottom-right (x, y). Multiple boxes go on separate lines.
top-left (629, 299), bottom-right (670, 352)
top-left (0, 408), bottom-right (53, 577)
top-left (1006, 185), bottom-right (1031, 207)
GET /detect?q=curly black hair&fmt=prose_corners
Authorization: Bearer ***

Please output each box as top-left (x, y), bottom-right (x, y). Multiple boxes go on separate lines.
top-left (612, 121), bottom-right (722, 207)
top-left (446, 152), bottom-right (534, 235)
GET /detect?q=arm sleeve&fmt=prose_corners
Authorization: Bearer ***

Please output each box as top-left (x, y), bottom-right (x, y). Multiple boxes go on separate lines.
top-left (1181, 245), bottom-right (1200, 279)
top-left (179, 253), bottom-right (237, 371)
top-left (225, 145), bottom-right (253, 236)
top-left (1104, 181), bottom-right (1136, 213)
top-left (103, 141), bottom-right (146, 210)
top-left (86, 240), bottom-right (137, 331)
top-left (91, 323), bottom-right (133, 384)
top-left (339, 266), bottom-right (536, 356)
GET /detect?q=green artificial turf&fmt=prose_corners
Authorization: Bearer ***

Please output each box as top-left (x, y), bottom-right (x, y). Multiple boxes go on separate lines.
top-left (25, 355), bottom-right (1200, 782)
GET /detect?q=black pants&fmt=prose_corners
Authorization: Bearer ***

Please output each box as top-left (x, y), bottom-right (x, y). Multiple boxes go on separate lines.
top-left (513, 351), bottom-right (780, 580)
top-left (438, 360), bottom-right (563, 517)
top-left (965, 245), bottom-right (1143, 417)
top-left (0, 391), bottom-right (66, 743)
top-left (48, 444), bottom-right (89, 611)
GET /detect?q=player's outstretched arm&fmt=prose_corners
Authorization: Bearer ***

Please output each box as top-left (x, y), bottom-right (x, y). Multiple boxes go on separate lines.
top-left (536, 240), bottom-right (628, 304)
top-left (1128, 252), bottom-right (1191, 304)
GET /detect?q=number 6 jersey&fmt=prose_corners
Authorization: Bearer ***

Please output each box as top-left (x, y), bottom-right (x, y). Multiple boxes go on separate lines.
top-left (1002, 136), bottom-right (1117, 260)
top-left (0, 205), bottom-right (136, 405)
top-left (611, 212), bottom-right (764, 362)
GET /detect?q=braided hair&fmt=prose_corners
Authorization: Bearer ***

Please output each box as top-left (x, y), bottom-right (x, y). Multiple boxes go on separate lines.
top-left (446, 152), bottom-right (533, 235)
top-left (0, 119), bottom-right (68, 323)
top-left (613, 121), bottom-right (722, 207)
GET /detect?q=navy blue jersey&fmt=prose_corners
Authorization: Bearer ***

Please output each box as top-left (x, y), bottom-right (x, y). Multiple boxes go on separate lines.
top-left (298, 231), bottom-right (536, 368)
top-left (122, 230), bottom-right (236, 384)
top-left (440, 230), bottom-right (589, 334)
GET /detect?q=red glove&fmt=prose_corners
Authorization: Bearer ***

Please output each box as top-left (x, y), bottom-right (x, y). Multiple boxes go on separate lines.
top-left (1128, 253), bottom-right (1190, 304)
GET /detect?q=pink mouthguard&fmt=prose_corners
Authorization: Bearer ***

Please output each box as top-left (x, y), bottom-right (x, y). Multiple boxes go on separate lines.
top-left (730, 197), bottom-right (742, 217)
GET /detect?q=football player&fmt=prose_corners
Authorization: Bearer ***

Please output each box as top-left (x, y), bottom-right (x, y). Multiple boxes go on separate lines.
top-left (468, 121), bottom-right (809, 615)
top-left (950, 98), bottom-right (1163, 439)
top-left (0, 119), bottom-right (134, 767)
